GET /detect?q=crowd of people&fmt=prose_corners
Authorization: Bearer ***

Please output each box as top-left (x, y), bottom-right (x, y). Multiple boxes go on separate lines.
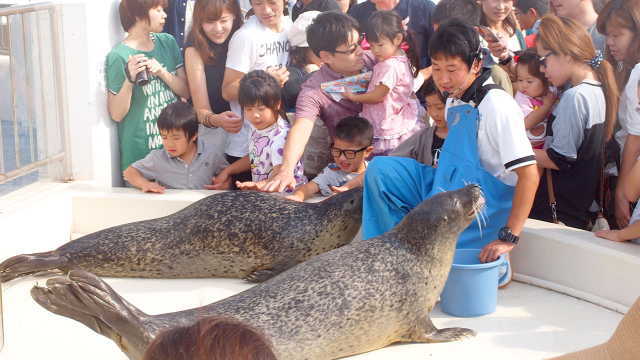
top-left (106, 0), bottom-right (640, 267)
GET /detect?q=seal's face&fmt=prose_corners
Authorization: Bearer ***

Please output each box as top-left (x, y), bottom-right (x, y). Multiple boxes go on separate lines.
top-left (415, 184), bottom-right (485, 238)
top-left (339, 187), bottom-right (364, 214)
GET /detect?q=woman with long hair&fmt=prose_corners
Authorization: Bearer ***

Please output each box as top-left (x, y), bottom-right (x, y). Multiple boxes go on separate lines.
top-left (184, 0), bottom-right (244, 189)
top-left (106, 0), bottom-right (190, 177)
top-left (529, 14), bottom-right (619, 229)
top-left (595, 0), bottom-right (640, 229)
top-left (477, 0), bottom-right (525, 62)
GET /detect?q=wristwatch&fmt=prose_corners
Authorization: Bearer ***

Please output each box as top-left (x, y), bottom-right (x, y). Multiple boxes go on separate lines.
top-left (498, 226), bottom-right (519, 244)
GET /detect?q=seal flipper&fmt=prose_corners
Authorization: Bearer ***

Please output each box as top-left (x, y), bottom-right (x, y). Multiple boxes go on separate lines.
top-left (31, 278), bottom-right (119, 338)
top-left (243, 260), bottom-right (298, 283)
top-left (31, 271), bottom-right (152, 360)
top-left (0, 251), bottom-right (65, 283)
top-left (423, 327), bottom-right (476, 343)
top-left (404, 316), bottom-right (476, 344)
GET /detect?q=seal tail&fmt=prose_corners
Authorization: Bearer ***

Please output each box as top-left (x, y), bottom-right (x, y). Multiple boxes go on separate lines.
top-left (144, 316), bottom-right (277, 360)
top-left (0, 251), bottom-right (65, 282)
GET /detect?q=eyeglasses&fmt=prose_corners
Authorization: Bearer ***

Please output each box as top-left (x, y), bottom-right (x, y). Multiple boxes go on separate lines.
top-left (333, 34), bottom-right (365, 55)
top-left (538, 51), bottom-right (556, 67)
top-left (330, 145), bottom-right (369, 159)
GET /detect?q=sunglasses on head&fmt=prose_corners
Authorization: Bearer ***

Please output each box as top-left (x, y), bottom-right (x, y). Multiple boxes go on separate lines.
top-left (538, 51), bottom-right (556, 67)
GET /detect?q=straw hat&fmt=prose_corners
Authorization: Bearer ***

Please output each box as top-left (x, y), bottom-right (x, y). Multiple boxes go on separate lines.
top-left (549, 297), bottom-right (640, 360)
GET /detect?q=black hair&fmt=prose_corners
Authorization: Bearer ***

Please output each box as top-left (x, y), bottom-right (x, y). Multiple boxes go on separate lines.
top-left (307, 11), bottom-right (360, 57)
top-left (515, 48), bottom-right (550, 89)
top-left (417, 77), bottom-right (445, 103)
top-left (367, 11), bottom-right (419, 76)
top-left (429, 18), bottom-right (482, 68)
top-left (288, 46), bottom-right (310, 68)
top-left (238, 70), bottom-right (283, 119)
top-left (334, 116), bottom-right (374, 147)
top-left (432, 0), bottom-right (481, 27)
top-left (245, 0), bottom-right (289, 18)
top-left (515, 0), bottom-right (549, 17)
top-left (119, 0), bottom-right (168, 31)
top-left (157, 101), bottom-right (199, 140)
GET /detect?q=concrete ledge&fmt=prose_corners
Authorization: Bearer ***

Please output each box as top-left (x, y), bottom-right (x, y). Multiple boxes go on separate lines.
top-left (70, 185), bottom-right (328, 235)
top-left (12, 183), bottom-right (639, 314)
top-left (512, 219), bottom-right (640, 313)
top-left (70, 186), bottom-right (215, 234)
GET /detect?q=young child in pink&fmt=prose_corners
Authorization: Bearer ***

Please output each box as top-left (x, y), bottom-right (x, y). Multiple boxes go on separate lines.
top-left (514, 49), bottom-right (557, 149)
top-left (343, 10), bottom-right (422, 156)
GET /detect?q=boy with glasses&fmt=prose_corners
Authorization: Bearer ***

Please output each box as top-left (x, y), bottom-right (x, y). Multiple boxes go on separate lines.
top-left (287, 116), bottom-right (373, 201)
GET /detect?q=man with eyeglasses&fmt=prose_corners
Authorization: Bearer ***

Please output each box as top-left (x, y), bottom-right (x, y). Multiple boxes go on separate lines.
top-left (259, 12), bottom-right (379, 192)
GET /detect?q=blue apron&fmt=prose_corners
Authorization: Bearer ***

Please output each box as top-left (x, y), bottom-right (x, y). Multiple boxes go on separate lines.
top-left (362, 102), bottom-right (515, 249)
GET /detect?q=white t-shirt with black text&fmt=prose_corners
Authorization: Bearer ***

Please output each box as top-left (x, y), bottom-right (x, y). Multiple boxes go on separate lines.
top-left (224, 15), bottom-right (292, 157)
top-left (445, 78), bottom-right (536, 186)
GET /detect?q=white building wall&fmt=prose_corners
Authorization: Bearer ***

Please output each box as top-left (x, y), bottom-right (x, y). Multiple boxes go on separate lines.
top-left (4, 0), bottom-right (125, 186)
top-left (61, 0), bottom-right (124, 186)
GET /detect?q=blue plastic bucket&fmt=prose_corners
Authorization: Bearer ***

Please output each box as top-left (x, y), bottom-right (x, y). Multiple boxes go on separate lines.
top-left (439, 249), bottom-right (507, 317)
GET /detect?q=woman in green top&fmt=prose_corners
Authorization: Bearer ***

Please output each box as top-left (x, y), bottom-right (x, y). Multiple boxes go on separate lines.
top-left (106, 0), bottom-right (190, 174)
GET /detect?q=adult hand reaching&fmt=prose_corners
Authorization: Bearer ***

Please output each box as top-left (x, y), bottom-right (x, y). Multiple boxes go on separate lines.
top-left (207, 111), bottom-right (243, 134)
top-left (258, 167), bottom-right (297, 193)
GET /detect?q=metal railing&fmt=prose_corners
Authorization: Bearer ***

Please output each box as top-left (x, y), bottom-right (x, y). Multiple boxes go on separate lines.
top-left (0, 2), bottom-right (72, 186)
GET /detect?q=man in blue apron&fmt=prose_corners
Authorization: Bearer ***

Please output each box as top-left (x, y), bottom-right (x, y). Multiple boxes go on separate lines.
top-left (362, 19), bottom-right (540, 287)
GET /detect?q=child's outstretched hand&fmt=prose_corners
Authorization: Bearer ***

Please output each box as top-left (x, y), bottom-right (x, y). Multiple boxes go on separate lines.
top-left (205, 171), bottom-right (232, 190)
top-left (285, 192), bottom-right (305, 202)
top-left (331, 174), bottom-right (364, 193)
top-left (595, 229), bottom-right (625, 242)
top-left (330, 185), bottom-right (350, 193)
top-left (236, 180), bottom-right (263, 190)
top-left (141, 182), bottom-right (165, 194)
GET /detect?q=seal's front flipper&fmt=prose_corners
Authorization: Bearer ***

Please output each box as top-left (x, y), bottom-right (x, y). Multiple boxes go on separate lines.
top-left (0, 251), bottom-right (64, 283)
top-left (424, 327), bottom-right (476, 343)
top-left (243, 260), bottom-right (297, 283)
top-left (405, 316), bottom-right (476, 344)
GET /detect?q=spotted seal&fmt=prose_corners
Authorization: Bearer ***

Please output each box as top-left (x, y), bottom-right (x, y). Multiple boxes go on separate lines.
top-left (30, 185), bottom-right (482, 360)
top-left (0, 189), bottom-right (363, 283)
